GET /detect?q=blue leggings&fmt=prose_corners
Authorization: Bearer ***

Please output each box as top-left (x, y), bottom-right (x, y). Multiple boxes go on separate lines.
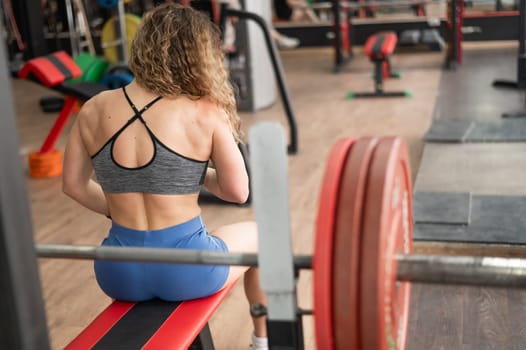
top-left (94, 216), bottom-right (229, 302)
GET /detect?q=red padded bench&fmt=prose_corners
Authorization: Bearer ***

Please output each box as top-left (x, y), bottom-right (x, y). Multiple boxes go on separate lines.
top-left (347, 31), bottom-right (410, 99)
top-left (65, 280), bottom-right (237, 350)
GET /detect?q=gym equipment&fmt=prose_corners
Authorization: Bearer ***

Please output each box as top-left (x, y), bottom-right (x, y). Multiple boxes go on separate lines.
top-left (39, 96), bottom-right (65, 113)
top-left (332, 0), bottom-right (353, 72)
top-left (313, 0), bottom-right (446, 72)
top-left (446, 0), bottom-right (522, 69)
top-left (424, 118), bottom-right (526, 142)
top-left (444, 0), bottom-right (464, 68)
top-left (399, 28), bottom-right (445, 51)
top-left (36, 123), bottom-right (526, 350)
top-left (98, 0), bottom-right (137, 89)
top-left (18, 51), bottom-right (107, 177)
top-left (414, 193), bottom-right (526, 244)
top-left (64, 280), bottom-right (237, 349)
top-left (230, 0), bottom-right (278, 111)
top-left (98, 0), bottom-right (119, 8)
top-left (0, 34), bottom-right (50, 349)
top-left (224, 7), bottom-right (298, 154)
top-left (413, 191), bottom-right (472, 225)
top-left (68, 52), bottom-right (110, 84)
top-left (346, 31), bottom-right (411, 98)
top-left (39, 52), bottom-right (109, 113)
top-left (1, 0), bottom-right (25, 52)
top-left (492, 0), bottom-right (526, 117)
top-left (189, 2), bottom-right (299, 207)
top-left (100, 13), bottom-right (141, 64)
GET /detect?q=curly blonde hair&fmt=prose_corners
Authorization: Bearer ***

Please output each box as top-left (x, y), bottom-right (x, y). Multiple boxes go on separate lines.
top-left (128, 3), bottom-right (242, 142)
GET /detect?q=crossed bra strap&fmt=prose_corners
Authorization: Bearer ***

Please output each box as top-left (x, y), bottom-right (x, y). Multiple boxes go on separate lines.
top-left (121, 86), bottom-right (163, 126)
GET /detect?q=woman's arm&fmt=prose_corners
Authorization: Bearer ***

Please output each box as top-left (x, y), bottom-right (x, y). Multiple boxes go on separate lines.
top-left (62, 107), bottom-right (110, 217)
top-left (203, 113), bottom-right (249, 203)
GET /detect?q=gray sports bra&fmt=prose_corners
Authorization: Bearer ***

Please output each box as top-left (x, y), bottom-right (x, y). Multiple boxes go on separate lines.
top-left (91, 87), bottom-right (208, 195)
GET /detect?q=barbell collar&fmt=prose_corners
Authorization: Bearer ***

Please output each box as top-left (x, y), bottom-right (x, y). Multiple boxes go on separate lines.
top-left (396, 254), bottom-right (526, 288)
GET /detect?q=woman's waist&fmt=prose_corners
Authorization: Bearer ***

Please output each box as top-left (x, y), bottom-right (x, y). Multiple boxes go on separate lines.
top-left (109, 214), bottom-right (206, 239)
top-left (107, 193), bottom-right (201, 229)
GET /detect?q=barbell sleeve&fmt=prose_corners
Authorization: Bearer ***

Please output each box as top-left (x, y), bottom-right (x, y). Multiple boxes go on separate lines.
top-left (396, 254), bottom-right (526, 288)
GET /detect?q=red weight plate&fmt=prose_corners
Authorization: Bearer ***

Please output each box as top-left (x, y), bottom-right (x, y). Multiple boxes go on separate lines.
top-left (333, 137), bottom-right (379, 350)
top-left (314, 138), bottom-right (355, 350)
top-left (360, 137), bottom-right (413, 350)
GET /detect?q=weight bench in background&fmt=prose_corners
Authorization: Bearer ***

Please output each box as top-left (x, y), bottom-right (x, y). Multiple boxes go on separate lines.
top-left (347, 31), bottom-right (411, 99)
top-left (18, 51), bottom-right (108, 178)
top-left (65, 280), bottom-right (237, 350)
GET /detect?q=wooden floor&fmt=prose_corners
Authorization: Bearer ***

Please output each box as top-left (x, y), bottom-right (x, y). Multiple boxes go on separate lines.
top-left (12, 44), bottom-right (526, 349)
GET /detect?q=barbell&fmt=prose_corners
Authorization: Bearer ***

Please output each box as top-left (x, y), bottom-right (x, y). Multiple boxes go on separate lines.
top-left (35, 123), bottom-right (526, 350)
top-left (35, 244), bottom-right (526, 288)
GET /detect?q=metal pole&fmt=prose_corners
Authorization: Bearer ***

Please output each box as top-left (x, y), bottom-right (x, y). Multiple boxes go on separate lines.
top-left (117, 0), bottom-right (128, 63)
top-left (224, 9), bottom-right (299, 154)
top-left (517, 0), bottom-right (526, 88)
top-left (0, 16), bottom-right (50, 348)
top-left (64, 0), bottom-right (78, 57)
top-left (36, 244), bottom-right (526, 288)
top-left (397, 254), bottom-right (526, 288)
top-left (35, 244), bottom-right (313, 269)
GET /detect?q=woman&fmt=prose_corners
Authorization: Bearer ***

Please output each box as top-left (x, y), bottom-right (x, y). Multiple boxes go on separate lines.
top-left (62, 4), bottom-right (267, 349)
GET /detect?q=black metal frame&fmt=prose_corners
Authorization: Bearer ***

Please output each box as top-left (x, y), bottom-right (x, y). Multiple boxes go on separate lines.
top-left (445, 0), bottom-right (461, 69)
top-left (332, 0), bottom-right (353, 72)
top-left (348, 57), bottom-right (409, 98)
top-left (225, 8), bottom-right (299, 155)
top-left (267, 319), bottom-right (305, 350)
top-left (189, 323), bottom-right (215, 350)
top-left (10, 0), bottom-right (47, 59)
top-left (199, 7), bottom-right (299, 206)
top-left (493, 0), bottom-right (526, 89)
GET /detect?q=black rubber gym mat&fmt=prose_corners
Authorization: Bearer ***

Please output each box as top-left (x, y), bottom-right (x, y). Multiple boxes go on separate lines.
top-left (432, 46), bottom-right (524, 122)
top-left (466, 119), bottom-right (526, 142)
top-left (413, 192), bottom-right (472, 225)
top-left (414, 195), bottom-right (526, 244)
top-left (424, 119), bottom-right (526, 143)
top-left (424, 119), bottom-right (473, 142)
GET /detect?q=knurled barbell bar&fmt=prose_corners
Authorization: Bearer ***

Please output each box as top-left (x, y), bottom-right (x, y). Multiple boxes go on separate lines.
top-left (35, 244), bottom-right (526, 288)
top-left (35, 123), bottom-right (526, 350)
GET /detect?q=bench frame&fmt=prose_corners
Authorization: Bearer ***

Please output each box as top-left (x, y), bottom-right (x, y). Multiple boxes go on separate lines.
top-left (347, 31), bottom-right (410, 99)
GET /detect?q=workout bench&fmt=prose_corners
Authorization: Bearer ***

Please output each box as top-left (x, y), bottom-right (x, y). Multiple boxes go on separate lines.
top-left (347, 31), bottom-right (411, 99)
top-left (18, 51), bottom-right (108, 178)
top-left (65, 280), bottom-right (237, 349)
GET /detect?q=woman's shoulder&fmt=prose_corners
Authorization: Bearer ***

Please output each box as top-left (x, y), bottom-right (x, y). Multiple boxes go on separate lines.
top-left (79, 88), bottom-right (120, 115)
top-left (195, 97), bottom-right (228, 121)
top-left (77, 88), bottom-right (119, 128)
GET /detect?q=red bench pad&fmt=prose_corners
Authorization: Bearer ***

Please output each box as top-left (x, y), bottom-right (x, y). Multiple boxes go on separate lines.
top-left (65, 280), bottom-right (237, 349)
top-left (364, 32), bottom-right (398, 60)
top-left (18, 51), bottom-right (82, 87)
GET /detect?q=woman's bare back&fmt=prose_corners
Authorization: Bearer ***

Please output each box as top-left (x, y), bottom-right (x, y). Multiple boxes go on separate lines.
top-left (79, 81), bottom-right (218, 230)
